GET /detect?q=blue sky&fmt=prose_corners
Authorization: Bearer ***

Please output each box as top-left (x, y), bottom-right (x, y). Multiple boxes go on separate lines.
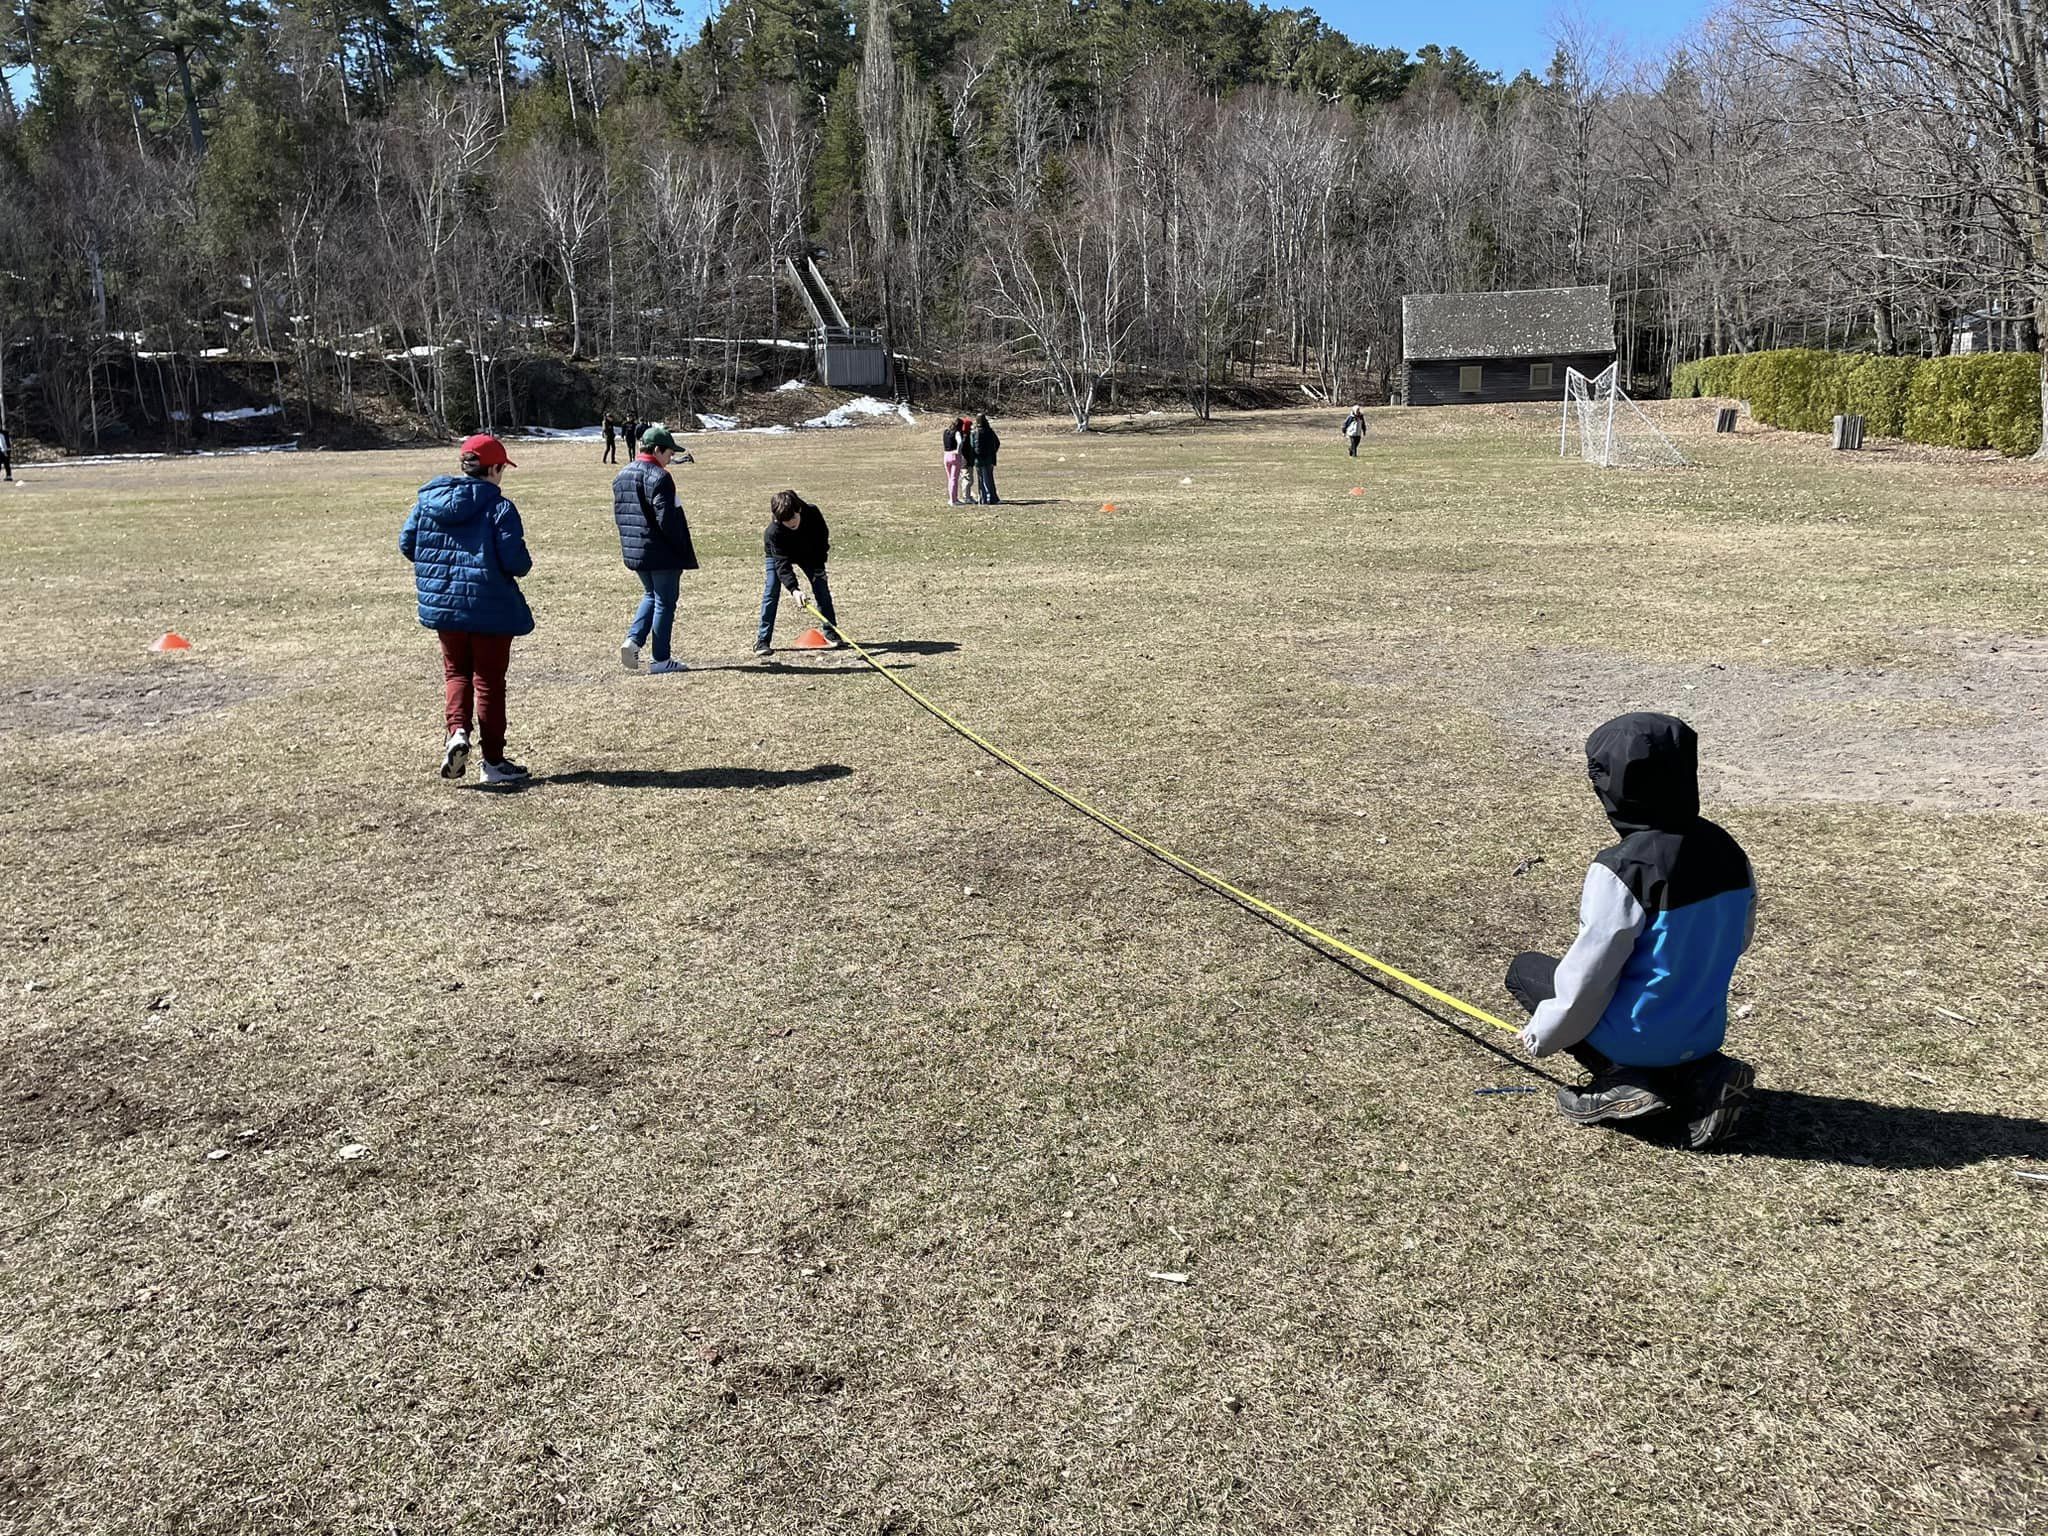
top-left (1316, 0), bottom-right (1715, 77)
top-left (2, 0), bottom-right (1710, 108)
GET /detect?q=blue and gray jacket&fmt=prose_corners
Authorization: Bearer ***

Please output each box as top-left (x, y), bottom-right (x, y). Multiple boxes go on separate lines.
top-left (1522, 713), bottom-right (1755, 1068)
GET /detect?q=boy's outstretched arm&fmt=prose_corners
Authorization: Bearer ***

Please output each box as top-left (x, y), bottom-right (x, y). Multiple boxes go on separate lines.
top-left (1522, 864), bottom-right (1647, 1057)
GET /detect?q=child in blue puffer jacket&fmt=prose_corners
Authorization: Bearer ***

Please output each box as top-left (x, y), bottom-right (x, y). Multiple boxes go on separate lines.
top-left (400, 434), bottom-right (535, 785)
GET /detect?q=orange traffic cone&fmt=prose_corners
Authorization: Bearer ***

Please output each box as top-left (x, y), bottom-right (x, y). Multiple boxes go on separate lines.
top-left (1102, 501), bottom-right (1117, 513)
top-left (793, 627), bottom-right (832, 649)
top-left (150, 632), bottom-right (192, 652)
top-left (1348, 487), bottom-right (1365, 496)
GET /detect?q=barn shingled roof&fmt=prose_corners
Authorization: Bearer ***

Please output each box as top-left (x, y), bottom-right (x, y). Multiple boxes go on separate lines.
top-left (1401, 286), bottom-right (1615, 362)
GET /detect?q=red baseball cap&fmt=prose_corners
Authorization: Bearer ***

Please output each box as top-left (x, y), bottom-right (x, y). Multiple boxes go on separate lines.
top-left (459, 433), bottom-right (516, 468)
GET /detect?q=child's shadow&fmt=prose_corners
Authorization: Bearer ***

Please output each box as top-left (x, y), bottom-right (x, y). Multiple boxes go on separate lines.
top-left (1614, 1089), bottom-right (2048, 1169)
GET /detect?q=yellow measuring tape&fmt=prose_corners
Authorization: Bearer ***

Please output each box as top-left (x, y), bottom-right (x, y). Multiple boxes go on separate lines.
top-left (807, 609), bottom-right (1520, 1038)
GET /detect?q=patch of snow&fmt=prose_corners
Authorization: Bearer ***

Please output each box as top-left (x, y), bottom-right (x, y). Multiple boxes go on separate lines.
top-left (199, 348), bottom-right (228, 358)
top-left (775, 379), bottom-right (809, 393)
top-left (513, 425), bottom-right (605, 440)
top-left (802, 395), bottom-right (910, 429)
top-left (697, 413), bottom-right (740, 432)
top-left (205, 405), bottom-right (283, 422)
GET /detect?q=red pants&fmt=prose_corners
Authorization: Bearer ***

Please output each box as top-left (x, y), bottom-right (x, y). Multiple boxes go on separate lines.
top-left (438, 630), bottom-right (512, 762)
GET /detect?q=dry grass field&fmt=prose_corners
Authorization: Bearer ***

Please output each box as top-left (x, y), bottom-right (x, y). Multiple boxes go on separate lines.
top-left (1, 402), bottom-right (2043, 1535)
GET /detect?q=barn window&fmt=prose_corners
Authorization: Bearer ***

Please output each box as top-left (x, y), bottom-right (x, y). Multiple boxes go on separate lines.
top-left (1459, 365), bottom-right (1483, 394)
top-left (1530, 362), bottom-right (1554, 390)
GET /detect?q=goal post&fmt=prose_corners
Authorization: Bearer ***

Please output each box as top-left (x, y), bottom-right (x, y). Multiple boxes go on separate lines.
top-left (1560, 362), bottom-right (1686, 469)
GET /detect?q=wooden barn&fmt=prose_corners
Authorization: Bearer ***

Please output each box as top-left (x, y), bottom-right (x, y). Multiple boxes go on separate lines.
top-left (1397, 285), bottom-right (1616, 406)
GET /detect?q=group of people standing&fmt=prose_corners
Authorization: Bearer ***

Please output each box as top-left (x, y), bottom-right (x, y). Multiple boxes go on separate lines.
top-left (601, 413), bottom-right (651, 466)
top-left (942, 413), bottom-right (1000, 505)
top-left (398, 423), bottom-right (843, 785)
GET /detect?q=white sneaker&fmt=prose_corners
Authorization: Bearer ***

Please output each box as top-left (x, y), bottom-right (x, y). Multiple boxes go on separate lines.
top-left (647, 659), bottom-right (688, 675)
top-left (439, 729), bottom-right (470, 780)
top-left (479, 757), bottom-right (531, 785)
top-left (620, 642), bottom-right (641, 670)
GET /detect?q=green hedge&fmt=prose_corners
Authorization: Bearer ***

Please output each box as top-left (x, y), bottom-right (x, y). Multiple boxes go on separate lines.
top-left (1903, 354), bottom-right (2041, 456)
top-left (1676, 347), bottom-right (2042, 456)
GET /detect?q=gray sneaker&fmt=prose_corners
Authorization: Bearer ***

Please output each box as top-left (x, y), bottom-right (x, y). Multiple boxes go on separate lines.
top-left (1682, 1054), bottom-right (1756, 1149)
top-left (1556, 1068), bottom-right (1671, 1125)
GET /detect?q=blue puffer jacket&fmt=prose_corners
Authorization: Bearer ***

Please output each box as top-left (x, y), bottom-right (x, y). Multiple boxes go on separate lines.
top-left (399, 475), bottom-right (536, 636)
top-left (611, 456), bottom-right (700, 572)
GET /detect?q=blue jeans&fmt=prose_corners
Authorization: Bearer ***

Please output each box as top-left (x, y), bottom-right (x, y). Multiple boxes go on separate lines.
top-left (977, 460), bottom-right (998, 503)
top-left (626, 567), bottom-right (682, 662)
top-left (757, 558), bottom-right (837, 646)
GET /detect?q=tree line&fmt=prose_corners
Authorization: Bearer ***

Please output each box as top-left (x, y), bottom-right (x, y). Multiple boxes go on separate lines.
top-left (1, 0), bottom-right (2041, 447)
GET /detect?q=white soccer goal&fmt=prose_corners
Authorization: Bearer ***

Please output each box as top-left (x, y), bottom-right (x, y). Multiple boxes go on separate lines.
top-left (1560, 363), bottom-right (1687, 468)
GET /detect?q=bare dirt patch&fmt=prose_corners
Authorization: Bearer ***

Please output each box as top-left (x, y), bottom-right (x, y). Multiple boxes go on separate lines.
top-left (1372, 633), bottom-right (2048, 812)
top-left (0, 663), bottom-right (266, 738)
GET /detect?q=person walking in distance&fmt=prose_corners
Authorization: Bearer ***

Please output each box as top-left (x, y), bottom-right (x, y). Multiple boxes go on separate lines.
top-left (1343, 406), bottom-right (1366, 458)
top-left (612, 425), bottom-right (698, 675)
top-left (971, 413), bottom-right (1001, 504)
top-left (399, 434), bottom-right (536, 785)
top-left (602, 414), bottom-right (618, 465)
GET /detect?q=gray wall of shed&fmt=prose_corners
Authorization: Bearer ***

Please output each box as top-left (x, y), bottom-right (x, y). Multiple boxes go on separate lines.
top-left (1397, 353), bottom-right (1616, 407)
top-left (818, 345), bottom-right (891, 390)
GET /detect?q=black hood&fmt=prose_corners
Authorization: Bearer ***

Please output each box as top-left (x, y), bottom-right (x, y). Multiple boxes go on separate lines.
top-left (1586, 712), bottom-right (1700, 835)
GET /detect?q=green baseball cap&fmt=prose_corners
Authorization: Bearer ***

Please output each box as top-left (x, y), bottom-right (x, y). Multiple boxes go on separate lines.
top-left (640, 424), bottom-right (678, 452)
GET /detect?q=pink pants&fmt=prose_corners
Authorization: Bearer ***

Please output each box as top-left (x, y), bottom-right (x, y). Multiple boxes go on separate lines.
top-left (944, 452), bottom-right (963, 503)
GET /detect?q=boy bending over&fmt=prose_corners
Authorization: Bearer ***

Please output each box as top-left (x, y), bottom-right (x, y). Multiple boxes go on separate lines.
top-left (755, 491), bottom-right (842, 655)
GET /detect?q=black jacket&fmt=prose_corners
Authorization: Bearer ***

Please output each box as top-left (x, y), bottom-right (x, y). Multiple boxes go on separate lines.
top-left (611, 456), bottom-right (698, 572)
top-left (764, 502), bottom-right (830, 588)
top-left (970, 421), bottom-right (1000, 461)
top-left (941, 425), bottom-right (960, 453)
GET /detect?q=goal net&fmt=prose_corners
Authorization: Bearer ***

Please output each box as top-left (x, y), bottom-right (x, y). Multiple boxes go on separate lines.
top-left (1560, 363), bottom-right (1686, 468)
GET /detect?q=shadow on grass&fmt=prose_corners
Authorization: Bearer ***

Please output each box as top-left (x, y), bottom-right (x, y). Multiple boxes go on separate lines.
top-left (1723, 1090), bottom-right (2048, 1170)
top-left (1593, 1088), bottom-right (2048, 1167)
top-left (859, 639), bottom-right (960, 657)
top-left (526, 764), bottom-right (855, 792)
top-left (677, 641), bottom-right (958, 673)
